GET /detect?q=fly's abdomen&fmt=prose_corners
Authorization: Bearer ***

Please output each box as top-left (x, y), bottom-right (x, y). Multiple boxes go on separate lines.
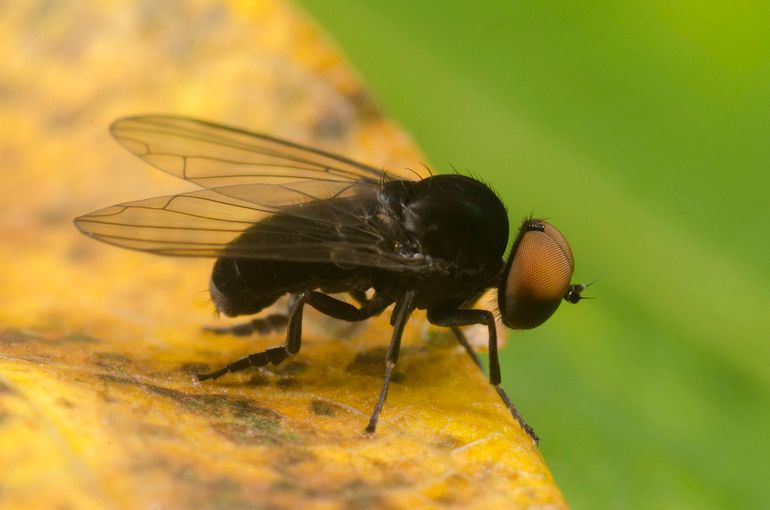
top-left (209, 257), bottom-right (281, 317)
top-left (209, 192), bottom-right (389, 317)
top-left (210, 256), bottom-right (376, 317)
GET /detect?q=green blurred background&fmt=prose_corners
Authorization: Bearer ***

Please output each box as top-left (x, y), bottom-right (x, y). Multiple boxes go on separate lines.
top-left (297, 1), bottom-right (769, 508)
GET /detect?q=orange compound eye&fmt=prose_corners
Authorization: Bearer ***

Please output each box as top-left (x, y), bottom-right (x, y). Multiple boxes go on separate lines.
top-left (499, 219), bottom-right (575, 329)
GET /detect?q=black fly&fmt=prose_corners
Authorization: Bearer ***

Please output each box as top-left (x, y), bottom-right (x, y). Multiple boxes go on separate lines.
top-left (75, 116), bottom-right (587, 442)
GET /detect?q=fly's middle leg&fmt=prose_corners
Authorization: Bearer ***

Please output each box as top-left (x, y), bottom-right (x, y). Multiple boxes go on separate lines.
top-left (365, 290), bottom-right (416, 433)
top-left (196, 292), bottom-right (308, 381)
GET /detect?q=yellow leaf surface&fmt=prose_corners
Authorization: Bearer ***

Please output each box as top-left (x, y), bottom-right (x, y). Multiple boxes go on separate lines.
top-left (0, 1), bottom-right (567, 508)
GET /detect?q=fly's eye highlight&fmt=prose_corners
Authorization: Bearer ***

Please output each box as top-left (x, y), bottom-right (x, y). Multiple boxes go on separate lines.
top-left (499, 219), bottom-right (576, 329)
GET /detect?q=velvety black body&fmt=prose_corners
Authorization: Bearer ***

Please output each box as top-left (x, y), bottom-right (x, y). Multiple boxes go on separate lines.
top-left (209, 174), bottom-right (509, 318)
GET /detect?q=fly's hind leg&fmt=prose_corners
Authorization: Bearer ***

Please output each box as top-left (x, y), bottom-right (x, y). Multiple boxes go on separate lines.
top-left (204, 313), bottom-right (288, 337)
top-left (197, 291), bottom-right (393, 382)
top-left (205, 290), bottom-right (376, 338)
top-left (196, 293), bottom-right (308, 381)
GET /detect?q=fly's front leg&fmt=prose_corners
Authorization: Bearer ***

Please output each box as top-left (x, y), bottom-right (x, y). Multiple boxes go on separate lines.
top-left (428, 308), bottom-right (539, 443)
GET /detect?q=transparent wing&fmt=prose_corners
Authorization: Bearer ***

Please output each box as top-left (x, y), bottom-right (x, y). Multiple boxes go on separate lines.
top-left (74, 180), bottom-right (432, 272)
top-left (110, 115), bottom-right (430, 188)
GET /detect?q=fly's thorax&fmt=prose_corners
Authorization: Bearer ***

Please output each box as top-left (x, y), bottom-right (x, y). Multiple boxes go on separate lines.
top-left (383, 175), bottom-right (509, 273)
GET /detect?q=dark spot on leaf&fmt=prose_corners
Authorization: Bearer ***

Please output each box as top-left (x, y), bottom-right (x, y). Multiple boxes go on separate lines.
top-left (275, 378), bottom-right (297, 388)
top-left (173, 393), bottom-right (231, 415)
top-left (269, 360), bottom-right (307, 376)
top-left (0, 329), bottom-right (39, 345)
top-left (345, 494), bottom-right (387, 510)
top-left (433, 434), bottom-right (463, 449)
top-left (56, 397), bottom-right (75, 408)
top-left (61, 333), bottom-right (100, 344)
top-left (137, 422), bottom-right (176, 439)
top-left (349, 90), bottom-right (383, 121)
top-left (346, 347), bottom-right (386, 375)
top-left (98, 375), bottom-right (289, 444)
top-left (276, 446), bottom-right (316, 466)
top-left (99, 375), bottom-right (232, 416)
top-left (0, 380), bottom-right (15, 394)
top-left (198, 477), bottom-right (253, 510)
top-left (424, 328), bottom-right (455, 348)
top-left (97, 373), bottom-right (130, 385)
top-left (48, 109), bottom-right (83, 130)
top-left (39, 206), bottom-right (69, 225)
top-left (347, 348), bottom-right (405, 382)
top-left (228, 398), bottom-right (282, 428)
top-left (139, 382), bottom-right (189, 400)
top-left (93, 352), bottom-right (131, 364)
top-left (178, 362), bottom-right (211, 374)
top-left (247, 373), bottom-right (270, 386)
top-left (342, 480), bottom-right (388, 510)
top-left (313, 110), bottom-right (349, 139)
top-left (310, 399), bottom-right (336, 417)
top-left (270, 477), bottom-right (299, 492)
top-left (212, 421), bottom-right (285, 446)
top-left (91, 354), bottom-right (131, 378)
top-left (67, 243), bottom-right (94, 262)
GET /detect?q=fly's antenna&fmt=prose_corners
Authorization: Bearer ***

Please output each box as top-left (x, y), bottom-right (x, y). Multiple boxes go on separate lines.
top-left (564, 277), bottom-right (602, 304)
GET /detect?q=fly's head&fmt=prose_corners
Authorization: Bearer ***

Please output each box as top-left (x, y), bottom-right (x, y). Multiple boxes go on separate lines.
top-left (497, 218), bottom-right (588, 329)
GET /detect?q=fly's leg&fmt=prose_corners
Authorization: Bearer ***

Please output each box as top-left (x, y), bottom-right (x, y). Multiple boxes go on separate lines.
top-left (204, 314), bottom-right (288, 337)
top-left (304, 291), bottom-right (391, 322)
top-left (428, 309), bottom-right (539, 444)
top-left (196, 293), bottom-right (308, 381)
top-left (450, 326), bottom-right (482, 369)
top-left (204, 290), bottom-right (381, 338)
top-left (427, 309), bottom-right (502, 381)
top-left (450, 325), bottom-right (538, 443)
top-left (197, 291), bottom-right (393, 381)
top-left (366, 290), bottom-right (416, 433)
top-left (349, 290), bottom-right (369, 307)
